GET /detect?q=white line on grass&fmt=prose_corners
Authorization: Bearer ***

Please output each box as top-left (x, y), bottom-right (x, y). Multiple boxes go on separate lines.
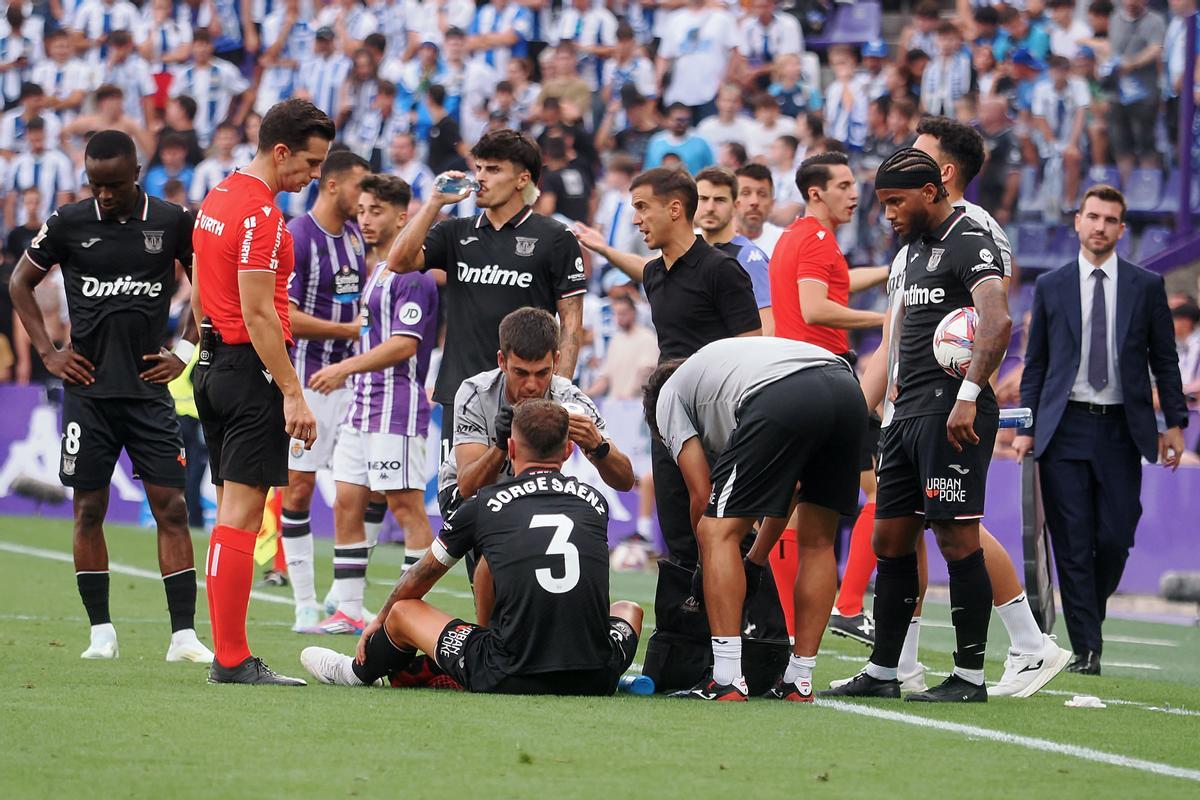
top-left (816, 700), bottom-right (1200, 783)
top-left (0, 541), bottom-right (475, 604)
top-left (1106, 635), bottom-right (1179, 648)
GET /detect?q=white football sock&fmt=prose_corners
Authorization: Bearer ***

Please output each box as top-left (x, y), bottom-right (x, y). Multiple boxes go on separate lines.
top-left (711, 637), bottom-right (742, 685)
top-left (636, 516), bottom-right (653, 539)
top-left (865, 662), bottom-right (897, 681)
top-left (898, 616), bottom-right (922, 675)
top-left (996, 593), bottom-right (1043, 654)
top-left (281, 532), bottom-right (317, 608)
top-left (335, 577), bottom-right (366, 620)
top-left (953, 666), bottom-right (986, 686)
top-left (783, 654), bottom-right (817, 684)
top-left (403, 546), bottom-right (428, 572)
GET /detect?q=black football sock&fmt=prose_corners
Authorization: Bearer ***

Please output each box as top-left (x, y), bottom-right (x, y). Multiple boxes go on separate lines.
top-left (947, 548), bottom-right (991, 677)
top-left (76, 571), bottom-right (111, 626)
top-left (351, 628), bottom-right (417, 685)
top-left (868, 553), bottom-right (920, 670)
top-left (162, 568), bottom-right (197, 632)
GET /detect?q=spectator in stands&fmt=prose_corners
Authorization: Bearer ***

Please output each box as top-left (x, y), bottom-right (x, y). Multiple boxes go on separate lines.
top-left (767, 135), bottom-right (802, 223)
top-left (900, 0), bottom-right (942, 57)
top-left (861, 40), bottom-right (891, 100)
top-left (155, 95), bottom-right (206, 167)
top-left (1047, 0), bottom-right (1092, 58)
top-left (769, 53), bottom-right (823, 119)
top-left (139, 0), bottom-right (194, 78)
top-left (504, 57), bottom-right (541, 127)
top-left (972, 5), bottom-right (1011, 61)
top-left (1172, 298), bottom-right (1200, 403)
top-left (297, 26), bottom-right (353, 120)
top-left (0, 83), bottom-right (63, 160)
top-left (347, 79), bottom-right (406, 171)
top-left (586, 293), bottom-right (659, 402)
top-left (101, 30), bottom-right (156, 128)
top-left (256, 0), bottom-right (313, 117)
top-left (1000, 5), bottom-right (1052, 62)
top-left (33, 29), bottom-right (91, 119)
top-left (824, 45), bottom-right (869, 151)
top-left (1081, 1), bottom-right (1116, 61)
top-left (169, 29), bottom-right (250, 147)
top-left (390, 131), bottom-right (434, 205)
top-left (645, 102), bottom-right (715, 175)
top-left (537, 136), bottom-right (594, 224)
top-left (1032, 55), bottom-right (1090, 214)
top-left (1105, 0), bottom-right (1167, 184)
top-left (315, 0), bottom-right (380, 56)
top-left (735, 0), bottom-right (804, 92)
top-left (4, 118), bottom-right (75, 229)
top-left (793, 110), bottom-right (824, 164)
top-left (144, 133), bottom-right (195, 199)
top-left (974, 44), bottom-right (1001, 97)
top-left (72, 0), bottom-right (141, 66)
top-left (697, 84), bottom-right (756, 154)
top-left (977, 96), bottom-right (1023, 225)
top-left (189, 121), bottom-right (240, 207)
top-left (587, 154), bottom-right (647, 282)
top-left (1164, 0), bottom-right (1199, 151)
top-left (922, 21), bottom-right (974, 118)
top-left (64, 84), bottom-right (154, 159)
top-left (0, 5), bottom-right (38, 110)
top-left (424, 83), bottom-right (466, 174)
top-left (163, 178), bottom-right (188, 209)
top-left (747, 93), bottom-right (794, 160)
top-left (718, 141), bottom-right (749, 171)
top-left (658, 0), bottom-right (739, 122)
top-left (540, 42), bottom-right (593, 118)
top-left (465, 0), bottom-right (534, 77)
top-left (553, 0), bottom-right (618, 93)
top-left (734, 163), bottom-right (784, 255)
top-left (337, 46), bottom-right (381, 135)
top-left (601, 22), bottom-right (657, 108)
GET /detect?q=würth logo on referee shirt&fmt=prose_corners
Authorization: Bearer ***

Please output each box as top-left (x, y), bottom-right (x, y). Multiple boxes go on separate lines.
top-left (457, 261), bottom-right (532, 287)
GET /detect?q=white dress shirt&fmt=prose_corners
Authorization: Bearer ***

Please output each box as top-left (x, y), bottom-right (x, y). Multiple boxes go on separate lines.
top-left (1070, 251), bottom-right (1123, 405)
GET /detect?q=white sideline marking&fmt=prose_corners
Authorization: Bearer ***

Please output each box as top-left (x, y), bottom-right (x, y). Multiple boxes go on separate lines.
top-left (1106, 661), bottom-right (1163, 671)
top-left (1106, 635), bottom-right (1179, 648)
top-left (0, 541), bottom-right (475, 604)
top-left (0, 612), bottom-right (296, 628)
top-left (817, 700), bottom-right (1200, 783)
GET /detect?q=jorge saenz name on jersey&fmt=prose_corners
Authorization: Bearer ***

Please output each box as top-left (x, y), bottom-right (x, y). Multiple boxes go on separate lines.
top-left (481, 474), bottom-right (607, 515)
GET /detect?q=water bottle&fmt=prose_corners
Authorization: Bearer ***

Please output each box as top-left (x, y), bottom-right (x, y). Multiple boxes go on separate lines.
top-left (618, 674), bottom-right (655, 695)
top-left (433, 173), bottom-right (480, 195)
top-left (999, 407), bottom-right (1033, 429)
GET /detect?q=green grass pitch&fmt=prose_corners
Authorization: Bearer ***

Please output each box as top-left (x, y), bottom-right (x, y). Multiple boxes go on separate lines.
top-left (1, 517), bottom-right (1198, 799)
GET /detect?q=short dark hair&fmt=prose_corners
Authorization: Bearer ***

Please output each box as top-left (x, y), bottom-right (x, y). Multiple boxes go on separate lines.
top-left (541, 135), bottom-right (568, 161)
top-left (735, 162), bottom-right (774, 191)
top-left (936, 20), bottom-right (960, 37)
top-left (108, 29), bottom-right (132, 47)
top-left (259, 98), bottom-right (336, 154)
top-left (376, 79), bottom-right (397, 97)
top-left (642, 359), bottom-right (686, 444)
top-left (364, 32), bottom-right (386, 52)
top-left (1172, 300), bottom-right (1200, 325)
top-left (915, 0), bottom-right (939, 18)
top-left (94, 83), bottom-right (124, 102)
top-left (1088, 0), bottom-right (1114, 15)
top-left (721, 141), bottom-right (748, 167)
top-left (214, 121), bottom-right (239, 137)
top-left (694, 166), bottom-right (738, 199)
top-left (193, 27), bottom-right (212, 44)
top-left (428, 84), bottom-right (447, 107)
top-left (471, 129), bottom-right (542, 186)
top-left (499, 307), bottom-right (560, 361)
top-left (319, 149), bottom-right (369, 184)
top-left (631, 167), bottom-right (698, 220)
top-left (359, 174), bottom-right (412, 208)
top-left (915, 115), bottom-right (985, 189)
top-left (159, 132), bottom-right (188, 152)
top-left (85, 129), bottom-right (137, 162)
top-left (163, 178), bottom-right (185, 197)
top-left (512, 399), bottom-right (569, 461)
top-left (173, 94), bottom-right (197, 120)
top-left (665, 102), bottom-right (691, 116)
top-left (775, 134), bottom-right (799, 154)
top-left (1081, 184), bottom-right (1126, 222)
top-left (974, 6), bottom-right (999, 25)
top-left (753, 93), bottom-right (780, 112)
top-left (795, 151), bottom-right (850, 202)
top-left (26, 116), bottom-right (45, 132)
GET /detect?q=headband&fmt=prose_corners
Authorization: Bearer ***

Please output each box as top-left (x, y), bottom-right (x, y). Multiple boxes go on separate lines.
top-left (874, 168), bottom-right (943, 191)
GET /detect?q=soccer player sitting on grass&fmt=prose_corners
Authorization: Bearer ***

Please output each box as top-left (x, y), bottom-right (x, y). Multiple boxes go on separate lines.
top-left (300, 399), bottom-right (644, 695)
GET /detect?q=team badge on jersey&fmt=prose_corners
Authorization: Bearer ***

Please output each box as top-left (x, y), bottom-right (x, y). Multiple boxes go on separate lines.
top-left (514, 236), bottom-right (538, 257)
top-left (62, 455), bottom-right (76, 476)
top-left (143, 230), bottom-right (164, 254)
top-left (927, 248), bottom-right (944, 272)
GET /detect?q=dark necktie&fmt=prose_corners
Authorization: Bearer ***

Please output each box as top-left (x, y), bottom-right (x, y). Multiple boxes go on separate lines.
top-left (1088, 268), bottom-right (1108, 392)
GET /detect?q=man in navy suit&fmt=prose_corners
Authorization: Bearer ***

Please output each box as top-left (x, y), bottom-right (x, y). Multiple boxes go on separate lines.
top-left (1013, 185), bottom-right (1188, 675)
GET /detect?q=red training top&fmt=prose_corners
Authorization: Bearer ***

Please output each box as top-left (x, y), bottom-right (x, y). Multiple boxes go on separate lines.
top-left (193, 171), bottom-right (295, 345)
top-left (768, 215), bottom-right (850, 354)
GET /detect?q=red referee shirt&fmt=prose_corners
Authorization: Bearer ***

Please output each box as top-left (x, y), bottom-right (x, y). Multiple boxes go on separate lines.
top-left (768, 216), bottom-right (850, 354)
top-left (193, 171), bottom-right (295, 345)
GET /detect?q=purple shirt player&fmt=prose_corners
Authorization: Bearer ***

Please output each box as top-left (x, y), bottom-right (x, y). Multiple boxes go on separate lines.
top-left (287, 212), bottom-right (369, 383)
top-left (345, 263), bottom-right (440, 436)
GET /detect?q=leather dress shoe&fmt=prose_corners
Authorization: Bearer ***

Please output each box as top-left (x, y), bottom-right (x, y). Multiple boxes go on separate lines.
top-left (1066, 651), bottom-right (1101, 675)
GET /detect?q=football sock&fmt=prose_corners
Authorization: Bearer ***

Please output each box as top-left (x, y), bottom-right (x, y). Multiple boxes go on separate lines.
top-left (835, 502), bottom-right (876, 616)
top-left (333, 540), bottom-right (369, 619)
top-left (783, 654), bottom-right (817, 684)
top-left (76, 571), bottom-right (111, 626)
top-left (898, 617), bottom-right (922, 676)
top-left (997, 592), bottom-right (1043, 654)
top-left (351, 627), bottom-right (416, 685)
top-left (636, 516), bottom-right (653, 540)
top-left (403, 547), bottom-right (428, 572)
top-left (162, 567), bottom-right (197, 633)
top-left (205, 525), bottom-right (256, 668)
top-left (281, 509), bottom-right (317, 607)
top-left (865, 662), bottom-right (898, 681)
top-left (869, 552), bottom-right (920, 670)
top-left (711, 636), bottom-right (742, 685)
top-left (363, 501), bottom-right (388, 551)
top-left (947, 548), bottom-right (991, 678)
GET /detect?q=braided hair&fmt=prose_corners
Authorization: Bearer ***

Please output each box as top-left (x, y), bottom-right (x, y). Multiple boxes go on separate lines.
top-left (874, 147), bottom-right (949, 200)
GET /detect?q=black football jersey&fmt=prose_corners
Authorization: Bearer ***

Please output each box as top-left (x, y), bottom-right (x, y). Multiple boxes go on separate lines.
top-left (894, 208), bottom-right (1004, 419)
top-left (435, 468), bottom-right (611, 676)
top-left (25, 191), bottom-right (194, 399)
top-left (422, 207), bottom-right (585, 404)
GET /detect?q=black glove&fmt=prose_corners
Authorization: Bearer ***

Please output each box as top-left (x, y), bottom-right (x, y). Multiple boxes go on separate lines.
top-left (493, 406), bottom-right (514, 451)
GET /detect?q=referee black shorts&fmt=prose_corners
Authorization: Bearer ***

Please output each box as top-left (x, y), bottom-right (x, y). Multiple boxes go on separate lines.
top-left (433, 616), bottom-right (638, 695)
top-left (59, 391), bottom-right (185, 491)
top-left (859, 412), bottom-right (883, 472)
top-left (706, 364), bottom-right (868, 520)
top-left (193, 343), bottom-right (289, 488)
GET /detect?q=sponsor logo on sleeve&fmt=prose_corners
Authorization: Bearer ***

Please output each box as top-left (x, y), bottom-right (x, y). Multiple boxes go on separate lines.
top-left (398, 301), bottom-right (423, 325)
top-left (979, 248), bottom-right (994, 263)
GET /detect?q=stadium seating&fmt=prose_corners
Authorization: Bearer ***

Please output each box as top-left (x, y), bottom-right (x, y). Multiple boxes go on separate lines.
top-left (1125, 169), bottom-right (1165, 217)
top-left (808, 2), bottom-right (882, 48)
top-left (1137, 226), bottom-right (1173, 261)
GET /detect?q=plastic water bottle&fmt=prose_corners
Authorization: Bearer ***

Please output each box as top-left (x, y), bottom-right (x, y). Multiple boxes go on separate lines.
top-left (433, 173), bottom-right (479, 195)
top-left (999, 407), bottom-right (1033, 429)
top-left (618, 674), bottom-right (655, 695)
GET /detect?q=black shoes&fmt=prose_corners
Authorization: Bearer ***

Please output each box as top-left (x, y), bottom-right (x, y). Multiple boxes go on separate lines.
top-left (208, 656), bottom-right (307, 686)
top-left (828, 612), bottom-right (876, 646)
top-left (1066, 651), bottom-right (1101, 675)
top-left (905, 674), bottom-right (988, 703)
top-left (818, 671), bottom-right (901, 699)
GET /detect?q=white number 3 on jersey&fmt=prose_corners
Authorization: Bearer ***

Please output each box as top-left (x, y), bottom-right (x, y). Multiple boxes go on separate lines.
top-left (531, 514), bottom-right (579, 594)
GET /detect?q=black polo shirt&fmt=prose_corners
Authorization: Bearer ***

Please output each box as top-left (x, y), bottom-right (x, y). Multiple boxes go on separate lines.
top-left (423, 205), bottom-right (586, 403)
top-left (642, 235), bottom-right (761, 362)
top-left (25, 190), bottom-right (194, 399)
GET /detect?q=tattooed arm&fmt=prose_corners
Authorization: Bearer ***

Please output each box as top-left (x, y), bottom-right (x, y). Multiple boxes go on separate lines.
top-left (947, 277), bottom-right (1012, 452)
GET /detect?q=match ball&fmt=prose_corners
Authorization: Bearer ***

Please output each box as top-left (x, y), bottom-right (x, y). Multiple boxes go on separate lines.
top-left (610, 541), bottom-right (649, 572)
top-left (932, 307), bottom-right (978, 379)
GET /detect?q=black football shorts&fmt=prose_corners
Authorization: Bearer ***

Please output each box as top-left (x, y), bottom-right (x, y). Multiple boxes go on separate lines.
top-left (433, 616), bottom-right (639, 696)
top-left (706, 364), bottom-right (867, 520)
top-left (193, 343), bottom-right (289, 488)
top-left (875, 411), bottom-right (999, 523)
top-left (59, 391), bottom-right (185, 490)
